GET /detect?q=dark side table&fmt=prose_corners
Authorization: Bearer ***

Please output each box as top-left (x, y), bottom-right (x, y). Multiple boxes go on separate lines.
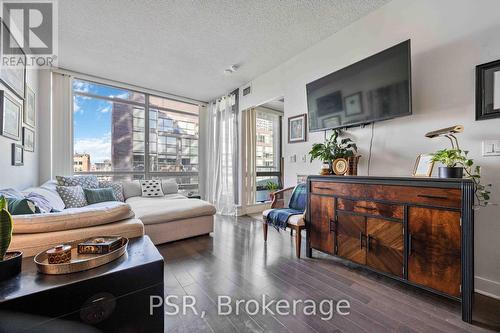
top-left (0, 236), bottom-right (164, 333)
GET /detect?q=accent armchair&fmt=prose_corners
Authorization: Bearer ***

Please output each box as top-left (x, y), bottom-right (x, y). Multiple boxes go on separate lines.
top-left (262, 185), bottom-right (306, 258)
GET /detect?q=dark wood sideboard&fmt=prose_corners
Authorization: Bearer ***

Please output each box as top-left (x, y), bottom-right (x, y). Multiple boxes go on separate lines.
top-left (305, 176), bottom-right (474, 323)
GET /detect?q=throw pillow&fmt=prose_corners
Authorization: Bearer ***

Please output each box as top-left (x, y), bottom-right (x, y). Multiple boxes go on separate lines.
top-left (24, 192), bottom-right (53, 213)
top-left (140, 180), bottom-right (164, 197)
top-left (6, 198), bottom-right (40, 215)
top-left (24, 186), bottom-right (66, 211)
top-left (56, 175), bottom-right (99, 189)
top-left (84, 188), bottom-right (117, 205)
top-left (56, 185), bottom-right (88, 208)
top-left (0, 188), bottom-right (24, 200)
top-left (98, 181), bottom-right (124, 202)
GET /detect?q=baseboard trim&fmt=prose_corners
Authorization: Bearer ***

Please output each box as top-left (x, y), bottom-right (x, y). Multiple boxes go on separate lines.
top-left (475, 276), bottom-right (500, 300)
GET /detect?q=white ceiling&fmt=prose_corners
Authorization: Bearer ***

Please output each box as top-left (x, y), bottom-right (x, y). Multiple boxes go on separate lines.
top-left (59, 0), bottom-right (390, 102)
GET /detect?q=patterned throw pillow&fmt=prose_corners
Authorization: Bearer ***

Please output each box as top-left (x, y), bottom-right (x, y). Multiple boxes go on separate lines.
top-left (140, 180), bottom-right (164, 197)
top-left (99, 181), bottom-right (125, 202)
top-left (56, 175), bottom-right (99, 189)
top-left (56, 185), bottom-right (88, 208)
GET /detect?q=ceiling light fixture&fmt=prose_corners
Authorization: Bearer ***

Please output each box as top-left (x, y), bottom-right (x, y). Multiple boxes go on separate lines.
top-left (224, 64), bottom-right (239, 75)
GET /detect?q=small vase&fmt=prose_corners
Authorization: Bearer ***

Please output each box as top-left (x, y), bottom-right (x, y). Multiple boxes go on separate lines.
top-left (320, 162), bottom-right (331, 175)
top-left (438, 167), bottom-right (464, 179)
top-left (0, 251), bottom-right (22, 282)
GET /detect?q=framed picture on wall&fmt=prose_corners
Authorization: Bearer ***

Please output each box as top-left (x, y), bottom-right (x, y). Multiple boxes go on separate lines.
top-left (288, 114), bottom-right (307, 143)
top-left (23, 126), bottom-right (35, 152)
top-left (413, 154), bottom-right (434, 177)
top-left (24, 86), bottom-right (35, 128)
top-left (0, 90), bottom-right (22, 140)
top-left (12, 143), bottom-right (23, 166)
top-left (0, 22), bottom-right (26, 99)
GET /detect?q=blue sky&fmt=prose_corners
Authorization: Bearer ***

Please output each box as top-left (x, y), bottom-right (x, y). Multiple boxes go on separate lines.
top-left (73, 80), bottom-right (132, 163)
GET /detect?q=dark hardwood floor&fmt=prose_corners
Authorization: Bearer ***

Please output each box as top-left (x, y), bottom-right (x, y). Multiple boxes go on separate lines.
top-left (157, 215), bottom-right (500, 333)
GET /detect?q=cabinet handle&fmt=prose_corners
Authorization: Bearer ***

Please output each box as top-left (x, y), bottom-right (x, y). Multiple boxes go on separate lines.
top-left (367, 235), bottom-right (372, 252)
top-left (355, 205), bottom-right (377, 211)
top-left (417, 194), bottom-right (448, 200)
top-left (329, 219), bottom-right (336, 232)
top-left (359, 232), bottom-right (364, 250)
top-left (408, 233), bottom-right (413, 255)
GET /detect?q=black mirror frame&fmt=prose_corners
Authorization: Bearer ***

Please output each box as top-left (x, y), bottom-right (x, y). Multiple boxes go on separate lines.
top-left (476, 59), bottom-right (500, 121)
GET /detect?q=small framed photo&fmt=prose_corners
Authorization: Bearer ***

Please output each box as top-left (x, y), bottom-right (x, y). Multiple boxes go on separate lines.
top-left (0, 90), bottom-right (22, 140)
top-left (24, 86), bottom-right (36, 128)
top-left (344, 92), bottom-right (363, 116)
top-left (23, 126), bottom-right (35, 152)
top-left (288, 114), bottom-right (307, 143)
top-left (12, 143), bottom-right (23, 166)
top-left (413, 154), bottom-right (434, 177)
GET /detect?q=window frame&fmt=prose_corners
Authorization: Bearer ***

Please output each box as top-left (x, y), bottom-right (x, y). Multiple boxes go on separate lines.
top-left (73, 78), bottom-right (200, 192)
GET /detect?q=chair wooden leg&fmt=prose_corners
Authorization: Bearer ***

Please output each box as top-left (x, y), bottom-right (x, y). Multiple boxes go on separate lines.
top-left (263, 222), bottom-right (268, 242)
top-left (294, 226), bottom-right (301, 258)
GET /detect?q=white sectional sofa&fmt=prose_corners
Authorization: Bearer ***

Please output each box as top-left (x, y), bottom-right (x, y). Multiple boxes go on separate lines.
top-left (9, 180), bottom-right (216, 256)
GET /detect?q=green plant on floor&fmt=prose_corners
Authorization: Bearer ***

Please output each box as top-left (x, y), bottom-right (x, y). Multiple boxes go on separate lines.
top-left (309, 130), bottom-right (358, 163)
top-left (431, 149), bottom-right (492, 206)
top-left (265, 181), bottom-right (280, 192)
top-left (0, 196), bottom-right (13, 261)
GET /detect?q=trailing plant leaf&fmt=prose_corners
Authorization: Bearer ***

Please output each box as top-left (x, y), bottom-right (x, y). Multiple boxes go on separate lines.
top-left (431, 149), bottom-right (492, 207)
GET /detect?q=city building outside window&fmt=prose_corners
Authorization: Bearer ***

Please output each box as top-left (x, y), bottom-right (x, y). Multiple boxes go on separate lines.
top-left (73, 79), bottom-right (200, 194)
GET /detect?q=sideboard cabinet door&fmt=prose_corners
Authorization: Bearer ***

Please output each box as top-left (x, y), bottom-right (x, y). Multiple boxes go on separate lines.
top-left (408, 207), bottom-right (461, 297)
top-left (309, 194), bottom-right (335, 254)
top-left (337, 214), bottom-right (366, 265)
top-left (366, 218), bottom-right (404, 277)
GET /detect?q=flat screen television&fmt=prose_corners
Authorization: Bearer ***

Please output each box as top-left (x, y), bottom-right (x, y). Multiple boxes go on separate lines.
top-left (306, 40), bottom-right (411, 132)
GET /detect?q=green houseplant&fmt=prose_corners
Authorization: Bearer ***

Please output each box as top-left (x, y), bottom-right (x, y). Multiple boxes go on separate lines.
top-left (265, 181), bottom-right (280, 201)
top-left (431, 149), bottom-right (492, 206)
top-left (309, 130), bottom-right (358, 174)
top-left (0, 196), bottom-right (23, 281)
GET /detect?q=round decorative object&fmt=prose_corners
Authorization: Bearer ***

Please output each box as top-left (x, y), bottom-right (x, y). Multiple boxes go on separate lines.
top-left (332, 158), bottom-right (349, 175)
top-left (46, 244), bottom-right (72, 264)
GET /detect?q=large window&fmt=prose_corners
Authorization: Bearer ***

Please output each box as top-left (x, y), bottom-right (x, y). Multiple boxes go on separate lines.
top-left (255, 109), bottom-right (282, 202)
top-left (73, 79), bottom-right (200, 194)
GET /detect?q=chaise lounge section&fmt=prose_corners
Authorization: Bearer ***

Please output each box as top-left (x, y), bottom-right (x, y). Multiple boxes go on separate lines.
top-left (7, 179), bottom-right (216, 256)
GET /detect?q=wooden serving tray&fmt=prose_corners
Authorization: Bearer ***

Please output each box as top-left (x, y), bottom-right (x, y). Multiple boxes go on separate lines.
top-left (34, 237), bottom-right (128, 275)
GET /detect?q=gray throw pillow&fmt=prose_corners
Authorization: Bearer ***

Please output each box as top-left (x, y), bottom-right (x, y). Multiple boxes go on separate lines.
top-left (56, 185), bottom-right (88, 208)
top-left (56, 175), bottom-right (99, 189)
top-left (140, 180), bottom-right (164, 197)
top-left (98, 181), bottom-right (124, 202)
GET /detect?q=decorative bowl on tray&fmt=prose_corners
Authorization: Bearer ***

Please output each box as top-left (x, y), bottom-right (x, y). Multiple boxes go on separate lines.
top-left (34, 236), bottom-right (128, 275)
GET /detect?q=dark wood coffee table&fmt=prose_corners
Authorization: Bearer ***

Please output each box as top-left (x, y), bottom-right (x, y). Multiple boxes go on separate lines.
top-left (0, 236), bottom-right (164, 333)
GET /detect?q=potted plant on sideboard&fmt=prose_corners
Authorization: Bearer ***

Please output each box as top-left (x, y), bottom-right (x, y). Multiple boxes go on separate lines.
top-left (308, 133), bottom-right (335, 175)
top-left (431, 149), bottom-right (492, 206)
top-left (309, 130), bottom-right (359, 175)
top-left (0, 196), bottom-right (22, 281)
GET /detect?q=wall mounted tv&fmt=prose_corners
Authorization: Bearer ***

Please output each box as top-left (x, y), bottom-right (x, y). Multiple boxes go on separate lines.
top-left (306, 40), bottom-right (411, 132)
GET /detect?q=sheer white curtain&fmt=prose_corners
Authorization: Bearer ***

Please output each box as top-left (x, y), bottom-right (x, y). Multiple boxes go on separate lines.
top-left (204, 93), bottom-right (237, 215)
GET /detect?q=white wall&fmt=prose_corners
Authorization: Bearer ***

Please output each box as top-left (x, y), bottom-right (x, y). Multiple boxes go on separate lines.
top-left (239, 0), bottom-right (500, 297)
top-left (0, 69), bottom-right (40, 189)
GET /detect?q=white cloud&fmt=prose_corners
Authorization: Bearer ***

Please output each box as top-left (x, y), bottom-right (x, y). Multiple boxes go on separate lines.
top-left (73, 80), bottom-right (91, 93)
top-left (99, 105), bottom-right (111, 113)
top-left (74, 133), bottom-right (111, 163)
